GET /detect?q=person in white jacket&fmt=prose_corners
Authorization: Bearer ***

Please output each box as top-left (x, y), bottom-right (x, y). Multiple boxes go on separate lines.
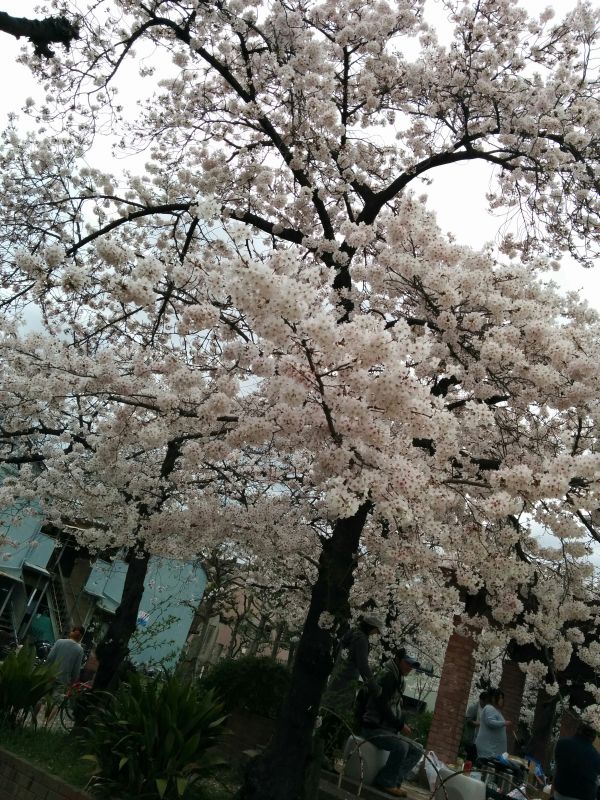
top-left (475, 688), bottom-right (512, 758)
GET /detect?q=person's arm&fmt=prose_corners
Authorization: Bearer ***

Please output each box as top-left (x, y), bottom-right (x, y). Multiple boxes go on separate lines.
top-left (45, 642), bottom-right (58, 665)
top-left (70, 648), bottom-right (84, 684)
top-left (483, 706), bottom-right (509, 729)
top-left (350, 635), bottom-right (379, 693)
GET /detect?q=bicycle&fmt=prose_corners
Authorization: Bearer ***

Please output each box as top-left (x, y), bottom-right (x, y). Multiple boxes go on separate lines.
top-left (57, 679), bottom-right (93, 730)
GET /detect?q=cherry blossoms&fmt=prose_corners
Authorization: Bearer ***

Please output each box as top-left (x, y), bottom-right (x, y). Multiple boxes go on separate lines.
top-left (0, 0), bottom-right (599, 796)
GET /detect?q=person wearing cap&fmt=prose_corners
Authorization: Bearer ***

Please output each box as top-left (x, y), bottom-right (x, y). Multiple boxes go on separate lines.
top-left (552, 721), bottom-right (600, 800)
top-left (359, 647), bottom-right (422, 797)
top-left (320, 613), bottom-right (384, 765)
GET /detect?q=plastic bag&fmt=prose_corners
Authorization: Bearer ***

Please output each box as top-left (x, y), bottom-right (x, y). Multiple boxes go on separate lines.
top-left (507, 786), bottom-right (527, 800)
top-left (424, 750), bottom-right (447, 792)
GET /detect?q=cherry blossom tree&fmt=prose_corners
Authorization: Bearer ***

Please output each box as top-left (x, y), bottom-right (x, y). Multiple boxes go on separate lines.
top-left (0, 1), bottom-right (599, 798)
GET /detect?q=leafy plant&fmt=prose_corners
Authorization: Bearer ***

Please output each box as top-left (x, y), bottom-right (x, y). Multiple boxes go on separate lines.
top-left (83, 673), bottom-right (227, 799)
top-left (409, 710), bottom-right (434, 746)
top-left (0, 645), bottom-right (58, 728)
top-left (199, 656), bottom-right (290, 720)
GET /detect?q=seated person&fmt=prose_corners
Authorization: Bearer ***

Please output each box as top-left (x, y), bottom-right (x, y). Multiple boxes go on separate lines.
top-left (359, 647), bottom-right (422, 797)
top-left (553, 721), bottom-right (600, 800)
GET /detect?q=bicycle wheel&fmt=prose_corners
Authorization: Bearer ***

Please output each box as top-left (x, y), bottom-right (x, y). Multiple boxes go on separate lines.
top-left (59, 698), bottom-right (75, 730)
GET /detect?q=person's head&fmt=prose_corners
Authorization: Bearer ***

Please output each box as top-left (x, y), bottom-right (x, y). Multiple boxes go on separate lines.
top-left (577, 722), bottom-right (597, 742)
top-left (69, 626), bottom-right (83, 642)
top-left (360, 614), bottom-right (385, 637)
top-left (393, 647), bottom-right (421, 676)
top-left (487, 688), bottom-right (504, 708)
top-left (479, 690), bottom-right (489, 707)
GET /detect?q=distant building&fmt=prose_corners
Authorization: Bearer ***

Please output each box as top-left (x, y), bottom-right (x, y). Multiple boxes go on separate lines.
top-left (0, 471), bottom-right (206, 668)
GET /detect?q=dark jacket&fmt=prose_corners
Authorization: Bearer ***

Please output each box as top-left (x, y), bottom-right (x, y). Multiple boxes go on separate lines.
top-left (328, 627), bottom-right (378, 695)
top-left (361, 659), bottom-right (406, 732)
top-left (554, 734), bottom-right (600, 800)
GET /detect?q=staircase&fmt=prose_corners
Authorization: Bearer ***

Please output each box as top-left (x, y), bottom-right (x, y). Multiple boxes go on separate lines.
top-left (48, 575), bottom-right (70, 638)
top-left (0, 585), bottom-right (18, 645)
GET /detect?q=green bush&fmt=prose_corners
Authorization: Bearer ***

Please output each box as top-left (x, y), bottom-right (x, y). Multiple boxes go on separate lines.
top-left (408, 709), bottom-right (434, 746)
top-left (83, 673), bottom-right (227, 799)
top-left (199, 656), bottom-right (290, 719)
top-left (0, 645), bottom-right (58, 728)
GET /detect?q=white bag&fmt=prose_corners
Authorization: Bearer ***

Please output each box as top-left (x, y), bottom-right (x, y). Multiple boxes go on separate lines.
top-left (507, 786), bottom-right (527, 800)
top-left (424, 750), bottom-right (447, 792)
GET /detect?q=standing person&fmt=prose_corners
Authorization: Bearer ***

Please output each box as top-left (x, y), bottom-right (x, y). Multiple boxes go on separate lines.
top-left (36, 626), bottom-right (85, 725)
top-left (327, 613), bottom-right (384, 702)
top-left (45, 627), bottom-right (85, 717)
top-left (552, 721), bottom-right (600, 800)
top-left (320, 613), bottom-right (384, 765)
top-left (475, 688), bottom-right (511, 759)
top-left (46, 626), bottom-right (85, 687)
top-left (465, 691), bottom-right (489, 761)
top-left (359, 647), bottom-right (422, 797)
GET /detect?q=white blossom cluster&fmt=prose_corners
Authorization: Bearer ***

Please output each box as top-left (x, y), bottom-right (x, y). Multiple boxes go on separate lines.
top-left (0, 0), bottom-right (599, 718)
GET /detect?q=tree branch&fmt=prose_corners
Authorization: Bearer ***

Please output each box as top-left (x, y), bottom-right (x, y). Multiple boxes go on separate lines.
top-left (0, 10), bottom-right (79, 58)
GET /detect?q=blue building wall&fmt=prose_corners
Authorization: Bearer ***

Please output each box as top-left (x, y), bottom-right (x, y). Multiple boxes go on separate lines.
top-left (1, 468), bottom-right (206, 665)
top-left (0, 499), bottom-right (55, 581)
top-left (84, 556), bottom-right (206, 668)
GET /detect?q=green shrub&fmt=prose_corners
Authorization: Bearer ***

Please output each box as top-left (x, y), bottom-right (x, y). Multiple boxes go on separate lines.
top-left (83, 673), bottom-right (226, 799)
top-left (199, 656), bottom-right (290, 719)
top-left (0, 645), bottom-right (58, 728)
top-left (408, 709), bottom-right (434, 745)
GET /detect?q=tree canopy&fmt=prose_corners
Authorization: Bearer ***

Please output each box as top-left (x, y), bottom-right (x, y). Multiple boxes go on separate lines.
top-left (0, 1), bottom-right (599, 797)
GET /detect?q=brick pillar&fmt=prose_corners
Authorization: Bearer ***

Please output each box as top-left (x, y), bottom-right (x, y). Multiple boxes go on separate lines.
top-left (499, 660), bottom-right (526, 754)
top-left (559, 706), bottom-right (579, 739)
top-left (426, 621), bottom-right (476, 764)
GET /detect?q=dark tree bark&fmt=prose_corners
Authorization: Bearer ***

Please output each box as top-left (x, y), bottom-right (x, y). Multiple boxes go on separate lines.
top-left (93, 548), bottom-right (150, 691)
top-left (0, 10), bottom-right (78, 58)
top-left (238, 502), bottom-right (371, 800)
top-left (527, 687), bottom-right (559, 769)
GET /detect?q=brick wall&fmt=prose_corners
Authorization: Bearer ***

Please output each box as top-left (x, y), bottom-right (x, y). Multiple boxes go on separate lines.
top-left (0, 747), bottom-right (91, 800)
top-left (499, 660), bottom-right (526, 753)
top-left (426, 624), bottom-right (476, 764)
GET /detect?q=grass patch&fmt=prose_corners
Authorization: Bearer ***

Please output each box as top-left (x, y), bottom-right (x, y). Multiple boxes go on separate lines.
top-left (0, 725), bottom-right (242, 798)
top-left (0, 726), bottom-right (93, 789)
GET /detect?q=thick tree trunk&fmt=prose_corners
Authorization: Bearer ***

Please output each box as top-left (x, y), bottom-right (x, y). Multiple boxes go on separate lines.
top-left (527, 687), bottom-right (559, 769)
top-left (93, 548), bottom-right (150, 691)
top-left (238, 502), bottom-right (370, 800)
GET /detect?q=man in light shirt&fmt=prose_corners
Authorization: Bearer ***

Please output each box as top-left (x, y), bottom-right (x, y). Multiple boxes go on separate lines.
top-left (46, 626), bottom-right (85, 687)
